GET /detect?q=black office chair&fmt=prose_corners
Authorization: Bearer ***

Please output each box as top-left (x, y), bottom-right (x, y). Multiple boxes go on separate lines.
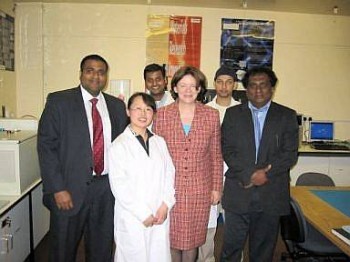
top-left (296, 172), bottom-right (335, 187)
top-left (281, 172), bottom-right (346, 261)
top-left (280, 197), bottom-right (348, 261)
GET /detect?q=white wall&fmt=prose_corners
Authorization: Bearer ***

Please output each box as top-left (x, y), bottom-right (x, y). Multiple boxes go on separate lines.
top-left (15, 3), bottom-right (350, 138)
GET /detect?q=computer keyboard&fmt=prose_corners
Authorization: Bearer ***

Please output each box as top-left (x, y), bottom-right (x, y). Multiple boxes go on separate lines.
top-left (311, 143), bottom-right (350, 151)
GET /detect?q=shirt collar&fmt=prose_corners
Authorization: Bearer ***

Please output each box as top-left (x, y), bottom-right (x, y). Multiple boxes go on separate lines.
top-left (212, 95), bottom-right (237, 108)
top-left (248, 100), bottom-right (271, 113)
top-left (128, 125), bottom-right (154, 138)
top-left (156, 91), bottom-right (169, 108)
top-left (80, 85), bottom-right (103, 103)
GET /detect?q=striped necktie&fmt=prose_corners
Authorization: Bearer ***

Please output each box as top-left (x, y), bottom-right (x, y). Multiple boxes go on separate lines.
top-left (90, 98), bottom-right (104, 175)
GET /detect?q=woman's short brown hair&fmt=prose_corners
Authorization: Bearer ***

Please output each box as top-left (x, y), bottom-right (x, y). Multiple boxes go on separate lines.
top-left (170, 66), bottom-right (207, 103)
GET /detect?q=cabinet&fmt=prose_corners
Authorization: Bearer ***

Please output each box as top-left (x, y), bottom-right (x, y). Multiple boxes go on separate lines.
top-left (290, 153), bottom-right (350, 186)
top-left (329, 156), bottom-right (350, 186)
top-left (0, 182), bottom-right (50, 262)
top-left (0, 196), bottom-right (30, 262)
top-left (31, 184), bottom-right (50, 248)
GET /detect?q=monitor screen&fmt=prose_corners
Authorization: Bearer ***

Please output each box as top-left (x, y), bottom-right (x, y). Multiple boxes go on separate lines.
top-left (309, 121), bottom-right (334, 141)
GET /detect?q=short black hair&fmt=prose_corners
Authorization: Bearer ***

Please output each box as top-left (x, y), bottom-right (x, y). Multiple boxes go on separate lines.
top-left (143, 63), bottom-right (166, 80)
top-left (80, 54), bottom-right (109, 72)
top-left (127, 92), bottom-right (157, 113)
top-left (242, 67), bottom-right (278, 89)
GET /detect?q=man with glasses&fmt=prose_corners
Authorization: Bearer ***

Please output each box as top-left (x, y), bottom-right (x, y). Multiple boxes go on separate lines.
top-left (220, 67), bottom-right (299, 261)
top-left (38, 54), bottom-right (128, 261)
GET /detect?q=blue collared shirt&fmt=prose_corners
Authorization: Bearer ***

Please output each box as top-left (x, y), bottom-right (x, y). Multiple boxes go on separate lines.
top-left (248, 101), bottom-right (271, 162)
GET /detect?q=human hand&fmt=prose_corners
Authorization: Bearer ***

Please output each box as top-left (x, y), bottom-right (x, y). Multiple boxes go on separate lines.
top-left (211, 190), bottom-right (221, 205)
top-left (54, 190), bottom-right (73, 210)
top-left (154, 202), bottom-right (168, 225)
top-left (117, 94), bottom-right (125, 101)
top-left (250, 164), bottom-right (271, 186)
top-left (143, 215), bottom-right (155, 227)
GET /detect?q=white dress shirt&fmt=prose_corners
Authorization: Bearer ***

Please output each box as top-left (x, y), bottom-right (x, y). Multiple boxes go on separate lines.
top-left (81, 86), bottom-right (112, 175)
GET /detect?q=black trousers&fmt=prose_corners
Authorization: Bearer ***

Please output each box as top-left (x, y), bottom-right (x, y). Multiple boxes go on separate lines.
top-left (220, 209), bottom-right (280, 262)
top-left (48, 176), bottom-right (114, 262)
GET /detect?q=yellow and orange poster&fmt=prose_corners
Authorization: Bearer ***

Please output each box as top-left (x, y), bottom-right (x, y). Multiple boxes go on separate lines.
top-left (146, 15), bottom-right (202, 78)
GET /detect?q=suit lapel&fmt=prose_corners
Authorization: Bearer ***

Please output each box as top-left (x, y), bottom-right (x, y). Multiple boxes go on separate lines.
top-left (72, 87), bottom-right (92, 155)
top-left (240, 103), bottom-right (256, 155)
top-left (169, 102), bottom-right (187, 139)
top-left (73, 87), bottom-right (90, 135)
top-left (187, 102), bottom-right (202, 138)
top-left (104, 94), bottom-right (116, 141)
top-left (258, 102), bottom-right (279, 158)
top-left (104, 93), bottom-right (127, 141)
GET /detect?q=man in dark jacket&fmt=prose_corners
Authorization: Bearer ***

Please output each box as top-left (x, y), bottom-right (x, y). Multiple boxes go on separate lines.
top-left (38, 54), bottom-right (128, 262)
top-left (221, 67), bottom-right (298, 262)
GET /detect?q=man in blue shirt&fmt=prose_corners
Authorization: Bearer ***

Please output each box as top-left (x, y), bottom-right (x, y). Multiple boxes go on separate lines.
top-left (221, 67), bottom-right (299, 261)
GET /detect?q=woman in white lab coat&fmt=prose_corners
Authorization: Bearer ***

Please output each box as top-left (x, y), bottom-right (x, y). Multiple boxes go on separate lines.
top-left (108, 92), bottom-right (176, 262)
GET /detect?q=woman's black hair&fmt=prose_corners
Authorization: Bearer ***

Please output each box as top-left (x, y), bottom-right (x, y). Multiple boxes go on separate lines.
top-left (127, 92), bottom-right (157, 112)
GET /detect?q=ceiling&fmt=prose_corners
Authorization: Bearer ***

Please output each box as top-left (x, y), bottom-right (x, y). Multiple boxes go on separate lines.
top-left (14, 0), bottom-right (350, 16)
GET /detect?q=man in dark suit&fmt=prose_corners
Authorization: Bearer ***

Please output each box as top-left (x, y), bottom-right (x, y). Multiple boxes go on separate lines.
top-left (220, 67), bottom-right (299, 262)
top-left (37, 54), bottom-right (128, 262)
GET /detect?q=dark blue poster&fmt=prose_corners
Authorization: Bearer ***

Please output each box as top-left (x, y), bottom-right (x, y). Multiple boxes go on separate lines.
top-left (220, 18), bottom-right (275, 81)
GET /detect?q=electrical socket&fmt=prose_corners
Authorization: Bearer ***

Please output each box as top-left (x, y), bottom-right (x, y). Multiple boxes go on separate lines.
top-left (301, 115), bottom-right (313, 142)
top-left (302, 115), bottom-right (313, 124)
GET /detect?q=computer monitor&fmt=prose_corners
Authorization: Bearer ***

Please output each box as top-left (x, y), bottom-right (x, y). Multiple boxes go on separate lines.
top-left (309, 121), bottom-right (334, 142)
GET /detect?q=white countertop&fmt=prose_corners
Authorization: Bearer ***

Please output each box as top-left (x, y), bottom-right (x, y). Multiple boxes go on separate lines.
top-left (0, 130), bottom-right (37, 144)
top-left (299, 143), bottom-right (350, 154)
top-left (0, 178), bottom-right (42, 216)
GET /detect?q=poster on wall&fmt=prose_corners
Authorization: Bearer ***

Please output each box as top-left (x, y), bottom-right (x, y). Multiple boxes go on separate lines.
top-left (0, 10), bottom-right (14, 71)
top-left (221, 18), bottom-right (274, 81)
top-left (146, 15), bottom-right (202, 79)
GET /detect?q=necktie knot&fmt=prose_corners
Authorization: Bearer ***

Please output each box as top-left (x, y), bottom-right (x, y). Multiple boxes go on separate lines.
top-left (90, 98), bottom-right (98, 106)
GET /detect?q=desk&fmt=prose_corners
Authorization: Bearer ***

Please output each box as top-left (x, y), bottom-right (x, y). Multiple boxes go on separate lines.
top-left (290, 186), bottom-right (350, 257)
top-left (299, 144), bottom-right (350, 155)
